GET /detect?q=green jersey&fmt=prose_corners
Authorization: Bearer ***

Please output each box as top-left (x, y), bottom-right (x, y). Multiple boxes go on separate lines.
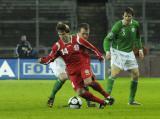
top-left (103, 19), bottom-right (142, 52)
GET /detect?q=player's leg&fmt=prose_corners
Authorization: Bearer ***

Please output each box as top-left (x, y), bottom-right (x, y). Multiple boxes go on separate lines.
top-left (85, 78), bottom-right (115, 107)
top-left (125, 52), bottom-right (141, 105)
top-left (128, 68), bottom-right (141, 105)
top-left (81, 67), bottom-right (103, 107)
top-left (82, 73), bottom-right (114, 105)
top-left (84, 75), bottom-right (102, 107)
top-left (83, 86), bottom-right (96, 107)
top-left (77, 88), bottom-right (111, 108)
top-left (77, 88), bottom-right (114, 108)
top-left (84, 76), bottom-right (110, 99)
top-left (106, 48), bottom-right (123, 94)
top-left (77, 88), bottom-right (104, 104)
top-left (48, 73), bottom-right (68, 107)
top-left (70, 74), bottom-right (114, 108)
top-left (82, 67), bottom-right (113, 100)
top-left (49, 73), bottom-right (67, 99)
top-left (48, 59), bottom-right (68, 107)
top-left (106, 64), bottom-right (122, 94)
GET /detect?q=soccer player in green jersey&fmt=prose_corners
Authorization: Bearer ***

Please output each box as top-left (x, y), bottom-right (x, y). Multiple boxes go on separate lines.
top-left (103, 7), bottom-right (144, 105)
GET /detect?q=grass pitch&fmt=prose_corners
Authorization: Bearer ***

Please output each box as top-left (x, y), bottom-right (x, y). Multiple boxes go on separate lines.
top-left (0, 78), bottom-right (160, 119)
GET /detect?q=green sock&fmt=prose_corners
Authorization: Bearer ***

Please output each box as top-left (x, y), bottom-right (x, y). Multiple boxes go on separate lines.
top-left (50, 79), bottom-right (65, 99)
top-left (106, 76), bottom-right (115, 94)
top-left (129, 80), bottom-right (138, 103)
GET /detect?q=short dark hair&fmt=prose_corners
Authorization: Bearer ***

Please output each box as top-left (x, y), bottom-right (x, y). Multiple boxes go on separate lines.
top-left (78, 23), bottom-right (90, 32)
top-left (123, 7), bottom-right (134, 16)
top-left (56, 22), bottom-right (70, 33)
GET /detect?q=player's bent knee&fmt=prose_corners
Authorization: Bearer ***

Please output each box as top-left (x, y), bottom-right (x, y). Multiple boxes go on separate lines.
top-left (132, 71), bottom-right (139, 79)
top-left (111, 72), bottom-right (119, 78)
top-left (58, 73), bottom-right (68, 81)
top-left (111, 65), bottom-right (121, 76)
top-left (111, 70), bottom-right (121, 77)
top-left (109, 75), bottom-right (117, 80)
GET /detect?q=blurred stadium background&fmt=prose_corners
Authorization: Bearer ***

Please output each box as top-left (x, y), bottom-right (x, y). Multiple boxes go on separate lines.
top-left (0, 0), bottom-right (160, 77)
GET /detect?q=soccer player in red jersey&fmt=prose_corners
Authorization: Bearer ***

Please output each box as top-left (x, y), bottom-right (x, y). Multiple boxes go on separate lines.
top-left (47, 23), bottom-right (95, 107)
top-left (39, 22), bottom-right (114, 108)
top-left (77, 23), bottom-right (114, 105)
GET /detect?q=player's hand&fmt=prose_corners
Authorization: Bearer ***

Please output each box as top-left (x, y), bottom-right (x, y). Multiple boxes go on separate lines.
top-left (37, 58), bottom-right (42, 63)
top-left (38, 57), bottom-right (46, 64)
top-left (139, 50), bottom-right (144, 60)
top-left (133, 47), bottom-right (148, 58)
top-left (98, 56), bottom-right (104, 62)
top-left (105, 51), bottom-right (111, 60)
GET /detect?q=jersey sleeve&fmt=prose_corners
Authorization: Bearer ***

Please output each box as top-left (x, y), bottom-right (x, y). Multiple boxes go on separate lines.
top-left (103, 21), bottom-right (121, 52)
top-left (135, 22), bottom-right (143, 49)
top-left (40, 42), bottom-right (59, 64)
top-left (77, 38), bottom-right (103, 59)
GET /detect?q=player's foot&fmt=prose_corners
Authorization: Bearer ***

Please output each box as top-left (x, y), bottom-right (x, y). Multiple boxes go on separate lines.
top-left (105, 96), bottom-right (115, 105)
top-left (47, 98), bottom-right (54, 108)
top-left (128, 101), bottom-right (141, 105)
top-left (99, 97), bottom-right (115, 109)
top-left (98, 102), bottom-right (106, 109)
top-left (87, 101), bottom-right (96, 107)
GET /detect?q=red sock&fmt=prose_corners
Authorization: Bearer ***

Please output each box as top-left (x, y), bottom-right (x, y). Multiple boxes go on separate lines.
top-left (80, 91), bottom-right (104, 104)
top-left (89, 81), bottom-right (110, 98)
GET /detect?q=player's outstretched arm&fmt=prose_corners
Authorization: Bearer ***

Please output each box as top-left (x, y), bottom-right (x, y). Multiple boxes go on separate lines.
top-left (77, 38), bottom-right (103, 60)
top-left (38, 43), bottom-right (59, 64)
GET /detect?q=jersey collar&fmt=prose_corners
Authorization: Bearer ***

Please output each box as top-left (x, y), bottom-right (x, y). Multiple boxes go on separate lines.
top-left (59, 36), bottom-right (72, 45)
top-left (122, 19), bottom-right (133, 26)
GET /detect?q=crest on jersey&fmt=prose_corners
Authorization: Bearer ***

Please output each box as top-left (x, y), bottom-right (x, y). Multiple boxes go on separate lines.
top-left (131, 27), bottom-right (135, 32)
top-left (121, 28), bottom-right (125, 36)
top-left (74, 44), bottom-right (79, 51)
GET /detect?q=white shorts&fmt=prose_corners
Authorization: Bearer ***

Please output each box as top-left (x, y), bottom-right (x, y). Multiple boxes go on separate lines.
top-left (49, 57), bottom-right (66, 77)
top-left (111, 48), bottom-right (138, 71)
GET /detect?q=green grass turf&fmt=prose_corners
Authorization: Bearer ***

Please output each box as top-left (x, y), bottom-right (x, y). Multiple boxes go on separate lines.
top-left (0, 78), bottom-right (160, 119)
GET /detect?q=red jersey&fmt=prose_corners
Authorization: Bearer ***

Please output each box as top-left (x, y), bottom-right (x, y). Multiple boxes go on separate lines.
top-left (40, 35), bottom-right (103, 74)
